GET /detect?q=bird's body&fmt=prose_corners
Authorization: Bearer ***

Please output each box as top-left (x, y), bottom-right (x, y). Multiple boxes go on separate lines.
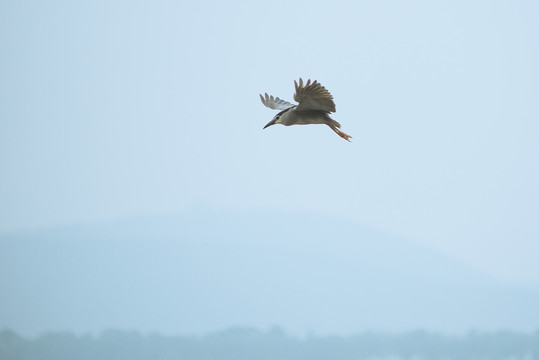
top-left (274, 108), bottom-right (331, 126)
top-left (260, 78), bottom-right (352, 141)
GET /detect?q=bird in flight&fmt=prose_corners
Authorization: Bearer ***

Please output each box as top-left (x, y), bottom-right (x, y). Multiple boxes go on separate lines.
top-left (259, 78), bottom-right (352, 142)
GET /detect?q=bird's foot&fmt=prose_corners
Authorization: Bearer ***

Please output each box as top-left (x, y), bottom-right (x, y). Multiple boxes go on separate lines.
top-left (328, 124), bottom-right (352, 142)
top-left (336, 129), bottom-right (352, 142)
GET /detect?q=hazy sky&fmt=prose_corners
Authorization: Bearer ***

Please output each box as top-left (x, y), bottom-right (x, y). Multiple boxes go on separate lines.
top-left (1, 0), bottom-right (538, 291)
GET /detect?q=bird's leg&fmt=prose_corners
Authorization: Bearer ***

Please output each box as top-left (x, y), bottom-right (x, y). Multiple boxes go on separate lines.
top-left (329, 125), bottom-right (352, 142)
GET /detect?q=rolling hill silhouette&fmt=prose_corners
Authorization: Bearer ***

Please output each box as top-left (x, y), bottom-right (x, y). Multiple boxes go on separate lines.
top-left (1, 209), bottom-right (538, 336)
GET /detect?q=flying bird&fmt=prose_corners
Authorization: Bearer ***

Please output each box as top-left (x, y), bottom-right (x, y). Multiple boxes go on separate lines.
top-left (259, 78), bottom-right (352, 142)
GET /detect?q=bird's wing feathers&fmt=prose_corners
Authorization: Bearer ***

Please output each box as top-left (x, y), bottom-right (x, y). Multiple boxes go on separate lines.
top-left (293, 78), bottom-right (336, 113)
top-left (259, 93), bottom-right (295, 110)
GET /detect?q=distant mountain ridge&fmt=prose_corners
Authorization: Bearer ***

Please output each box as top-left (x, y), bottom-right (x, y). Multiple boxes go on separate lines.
top-left (1, 210), bottom-right (538, 336)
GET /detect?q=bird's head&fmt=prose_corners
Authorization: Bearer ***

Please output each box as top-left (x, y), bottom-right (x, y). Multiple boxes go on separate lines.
top-left (263, 114), bottom-right (281, 129)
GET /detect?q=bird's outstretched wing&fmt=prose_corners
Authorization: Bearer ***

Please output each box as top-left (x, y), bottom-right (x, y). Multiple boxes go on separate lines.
top-left (293, 78), bottom-right (336, 113)
top-left (259, 93), bottom-right (295, 110)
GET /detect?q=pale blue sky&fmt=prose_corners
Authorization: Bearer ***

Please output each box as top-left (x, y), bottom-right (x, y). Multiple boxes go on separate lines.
top-left (1, 0), bottom-right (538, 293)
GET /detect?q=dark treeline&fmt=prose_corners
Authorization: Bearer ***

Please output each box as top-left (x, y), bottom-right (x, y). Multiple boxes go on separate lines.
top-left (1, 327), bottom-right (538, 360)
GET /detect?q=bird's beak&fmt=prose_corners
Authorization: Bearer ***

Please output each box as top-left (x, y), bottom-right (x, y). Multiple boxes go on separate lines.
top-left (263, 119), bottom-right (276, 129)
